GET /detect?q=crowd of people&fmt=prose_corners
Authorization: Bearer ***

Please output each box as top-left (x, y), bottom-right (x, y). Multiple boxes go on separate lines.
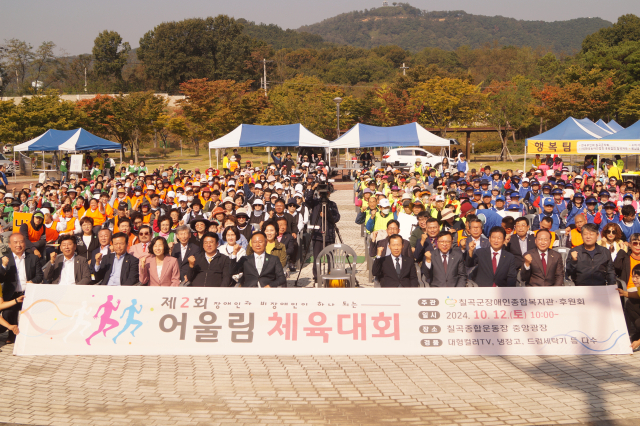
top-left (0, 148), bottom-right (339, 343)
top-left (355, 153), bottom-right (640, 349)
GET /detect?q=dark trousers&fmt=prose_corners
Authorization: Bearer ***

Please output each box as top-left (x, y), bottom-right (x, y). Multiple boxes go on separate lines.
top-left (1, 291), bottom-right (23, 340)
top-left (624, 298), bottom-right (640, 341)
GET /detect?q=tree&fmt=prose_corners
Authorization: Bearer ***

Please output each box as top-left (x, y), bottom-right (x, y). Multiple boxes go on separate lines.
top-left (0, 91), bottom-right (85, 142)
top-left (137, 16), bottom-right (263, 93)
top-left (30, 41), bottom-right (57, 92)
top-left (409, 77), bottom-right (484, 135)
top-left (257, 75), bottom-right (345, 139)
top-left (178, 78), bottom-right (267, 155)
top-left (369, 84), bottom-right (415, 127)
top-left (483, 78), bottom-right (536, 159)
top-left (619, 85), bottom-right (640, 123)
top-left (92, 31), bottom-right (131, 82)
top-left (3, 39), bottom-right (34, 93)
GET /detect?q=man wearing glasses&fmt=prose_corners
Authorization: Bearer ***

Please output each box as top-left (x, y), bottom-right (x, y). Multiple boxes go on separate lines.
top-left (128, 225), bottom-right (153, 260)
top-left (421, 231), bottom-right (466, 287)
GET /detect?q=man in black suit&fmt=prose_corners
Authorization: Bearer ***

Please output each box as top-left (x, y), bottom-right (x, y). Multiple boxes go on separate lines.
top-left (372, 234), bottom-right (419, 287)
top-left (94, 232), bottom-right (140, 286)
top-left (465, 226), bottom-right (517, 287)
top-left (505, 216), bottom-right (536, 270)
top-left (421, 231), bottom-right (467, 287)
top-left (186, 233), bottom-right (234, 287)
top-left (172, 225), bottom-right (201, 279)
top-left (0, 233), bottom-right (44, 343)
top-left (413, 218), bottom-right (440, 262)
top-left (232, 232), bottom-right (287, 287)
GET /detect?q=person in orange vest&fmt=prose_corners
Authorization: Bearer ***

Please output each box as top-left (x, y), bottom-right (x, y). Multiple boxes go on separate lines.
top-left (82, 198), bottom-right (107, 233)
top-left (567, 213), bottom-right (586, 248)
top-left (56, 204), bottom-right (81, 236)
top-left (19, 210), bottom-right (46, 261)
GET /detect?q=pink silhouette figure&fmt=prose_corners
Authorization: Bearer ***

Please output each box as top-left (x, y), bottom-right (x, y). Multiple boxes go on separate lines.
top-left (86, 295), bottom-right (121, 346)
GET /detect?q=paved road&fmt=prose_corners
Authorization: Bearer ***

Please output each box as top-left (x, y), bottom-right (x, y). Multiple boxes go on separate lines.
top-left (1, 189), bottom-right (639, 426)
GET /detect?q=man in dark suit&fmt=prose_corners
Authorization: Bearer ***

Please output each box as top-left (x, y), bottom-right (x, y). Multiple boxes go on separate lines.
top-left (465, 226), bottom-right (517, 287)
top-left (505, 216), bottom-right (536, 270)
top-left (0, 233), bottom-right (44, 343)
top-left (413, 217), bottom-right (440, 262)
top-left (186, 233), bottom-right (234, 287)
top-left (372, 234), bottom-right (419, 287)
top-left (520, 229), bottom-right (564, 286)
top-left (421, 231), bottom-right (467, 287)
top-left (94, 232), bottom-right (140, 286)
top-left (44, 234), bottom-right (91, 285)
top-left (172, 225), bottom-right (201, 279)
top-left (232, 232), bottom-right (287, 287)
top-left (370, 220), bottom-right (412, 259)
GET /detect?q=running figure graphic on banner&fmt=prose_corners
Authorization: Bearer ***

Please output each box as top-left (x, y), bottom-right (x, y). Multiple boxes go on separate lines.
top-left (86, 295), bottom-right (121, 345)
top-left (113, 299), bottom-right (143, 343)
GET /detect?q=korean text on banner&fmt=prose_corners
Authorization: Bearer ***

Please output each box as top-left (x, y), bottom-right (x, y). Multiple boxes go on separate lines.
top-left (13, 212), bottom-right (32, 233)
top-left (527, 140), bottom-right (578, 155)
top-left (14, 286), bottom-right (630, 356)
top-left (577, 141), bottom-right (640, 154)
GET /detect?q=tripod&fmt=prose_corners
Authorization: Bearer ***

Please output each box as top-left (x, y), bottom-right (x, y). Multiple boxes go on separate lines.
top-left (294, 195), bottom-right (355, 287)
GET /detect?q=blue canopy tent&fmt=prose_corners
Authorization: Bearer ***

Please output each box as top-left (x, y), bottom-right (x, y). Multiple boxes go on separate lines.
top-left (608, 120), bottom-right (625, 133)
top-left (525, 117), bottom-right (606, 171)
top-left (330, 122), bottom-right (449, 148)
top-left (12, 128), bottom-right (122, 182)
top-left (601, 120), bottom-right (640, 140)
top-left (207, 124), bottom-right (330, 168)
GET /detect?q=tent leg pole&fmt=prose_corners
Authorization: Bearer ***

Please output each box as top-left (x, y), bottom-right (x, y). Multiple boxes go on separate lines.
top-left (523, 149), bottom-right (527, 173)
top-left (208, 148), bottom-right (211, 169)
top-left (13, 151), bottom-right (16, 184)
top-left (597, 155), bottom-right (600, 177)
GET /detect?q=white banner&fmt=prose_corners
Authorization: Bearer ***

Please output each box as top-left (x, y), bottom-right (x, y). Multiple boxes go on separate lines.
top-left (69, 154), bottom-right (83, 173)
top-left (578, 140), bottom-right (640, 154)
top-left (14, 285), bottom-right (630, 356)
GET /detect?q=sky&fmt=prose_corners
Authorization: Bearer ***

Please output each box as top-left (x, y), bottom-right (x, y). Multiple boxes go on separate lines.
top-left (1, 0), bottom-right (639, 56)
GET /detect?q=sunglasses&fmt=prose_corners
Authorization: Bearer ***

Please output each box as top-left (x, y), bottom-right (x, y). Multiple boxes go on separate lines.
top-left (606, 230), bottom-right (616, 235)
top-left (139, 232), bottom-right (150, 236)
top-left (633, 241), bottom-right (640, 247)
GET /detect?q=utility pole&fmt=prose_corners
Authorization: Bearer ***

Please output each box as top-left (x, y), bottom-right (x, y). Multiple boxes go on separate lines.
top-left (262, 58), bottom-right (273, 98)
top-left (84, 67), bottom-right (87, 93)
top-left (400, 63), bottom-right (409, 75)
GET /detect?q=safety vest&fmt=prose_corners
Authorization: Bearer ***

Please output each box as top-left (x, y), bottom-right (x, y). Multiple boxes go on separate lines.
top-left (85, 207), bottom-right (106, 226)
top-left (45, 221), bottom-right (59, 242)
top-left (570, 228), bottom-right (583, 248)
top-left (114, 197), bottom-right (130, 211)
top-left (26, 221), bottom-right (44, 243)
top-left (373, 212), bottom-right (395, 232)
top-left (142, 213), bottom-right (152, 224)
top-left (62, 217), bottom-right (76, 233)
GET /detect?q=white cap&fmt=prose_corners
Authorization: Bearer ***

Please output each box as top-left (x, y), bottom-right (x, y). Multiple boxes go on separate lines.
top-left (179, 195), bottom-right (188, 202)
top-left (228, 180), bottom-right (235, 186)
top-left (274, 183), bottom-right (283, 190)
top-left (546, 170), bottom-right (553, 176)
top-left (379, 199), bottom-right (391, 208)
top-left (435, 195), bottom-right (445, 202)
top-left (255, 183), bottom-right (263, 189)
top-left (253, 199), bottom-right (264, 205)
top-left (295, 184), bottom-right (303, 192)
top-left (302, 162), bottom-right (310, 167)
top-left (223, 196), bottom-right (234, 204)
top-left (516, 170), bottom-right (524, 174)
top-left (93, 194), bottom-right (100, 200)
top-left (40, 208), bottom-right (50, 215)
top-left (167, 191), bottom-right (175, 198)
top-left (522, 178), bottom-right (530, 182)
top-left (147, 185), bottom-right (155, 190)
top-left (193, 181), bottom-right (200, 186)
top-left (401, 193), bottom-right (412, 200)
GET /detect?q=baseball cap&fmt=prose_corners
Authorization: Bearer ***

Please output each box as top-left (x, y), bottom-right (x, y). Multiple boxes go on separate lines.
top-left (379, 199), bottom-right (391, 208)
top-left (543, 198), bottom-right (554, 206)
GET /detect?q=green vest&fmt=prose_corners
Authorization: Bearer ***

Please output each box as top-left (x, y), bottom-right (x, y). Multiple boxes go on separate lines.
top-left (372, 212), bottom-right (395, 232)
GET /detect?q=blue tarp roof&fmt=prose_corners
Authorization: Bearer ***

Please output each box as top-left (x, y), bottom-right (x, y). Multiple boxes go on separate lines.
top-left (596, 119), bottom-right (616, 133)
top-left (608, 120), bottom-right (625, 132)
top-left (14, 129), bottom-right (121, 152)
top-left (601, 120), bottom-right (640, 140)
top-left (208, 124), bottom-right (329, 148)
top-left (330, 123), bottom-right (449, 148)
top-left (528, 117), bottom-right (605, 141)
top-left (576, 118), bottom-right (613, 137)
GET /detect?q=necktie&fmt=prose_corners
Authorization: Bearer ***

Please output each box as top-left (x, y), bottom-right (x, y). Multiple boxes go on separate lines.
top-left (143, 243), bottom-right (147, 252)
top-left (442, 253), bottom-right (448, 274)
top-left (541, 252), bottom-right (547, 275)
top-left (395, 257), bottom-right (401, 277)
top-left (257, 255), bottom-right (263, 274)
top-left (492, 252), bottom-right (498, 274)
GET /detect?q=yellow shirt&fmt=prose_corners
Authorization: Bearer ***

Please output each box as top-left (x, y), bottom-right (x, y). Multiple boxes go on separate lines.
top-left (608, 165), bottom-right (622, 181)
top-left (266, 242), bottom-right (275, 254)
top-left (628, 257), bottom-right (640, 289)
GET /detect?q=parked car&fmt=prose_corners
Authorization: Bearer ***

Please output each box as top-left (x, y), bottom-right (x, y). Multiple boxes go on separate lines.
top-left (0, 153), bottom-right (16, 175)
top-left (2, 144), bottom-right (12, 154)
top-left (381, 148), bottom-right (451, 171)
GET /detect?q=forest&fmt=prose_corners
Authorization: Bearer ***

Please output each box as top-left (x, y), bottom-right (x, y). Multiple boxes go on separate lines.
top-left (0, 8), bottom-right (639, 157)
